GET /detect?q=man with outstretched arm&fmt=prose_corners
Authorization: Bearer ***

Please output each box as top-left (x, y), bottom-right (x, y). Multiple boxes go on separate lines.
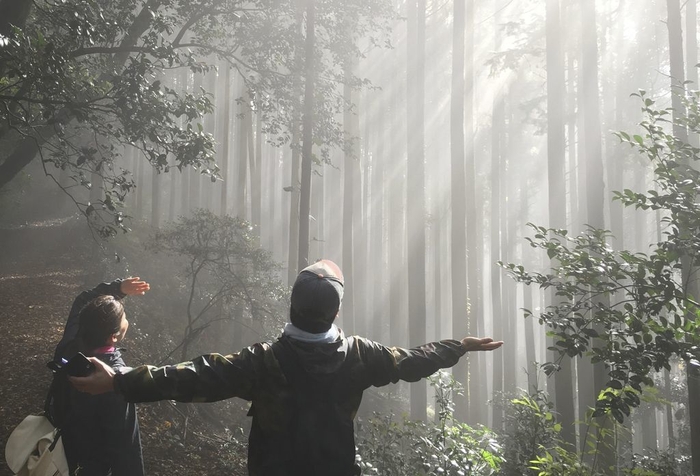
top-left (72, 259), bottom-right (503, 476)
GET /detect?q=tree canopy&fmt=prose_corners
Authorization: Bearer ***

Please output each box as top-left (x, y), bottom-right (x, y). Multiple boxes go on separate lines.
top-left (0, 0), bottom-right (393, 236)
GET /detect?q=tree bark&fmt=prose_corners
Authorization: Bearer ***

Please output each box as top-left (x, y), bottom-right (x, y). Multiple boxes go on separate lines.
top-left (406, 0), bottom-right (428, 421)
top-left (342, 61), bottom-right (357, 335)
top-left (450, 0), bottom-right (469, 422)
top-left (297, 0), bottom-right (315, 271)
top-left (547, 0), bottom-right (577, 449)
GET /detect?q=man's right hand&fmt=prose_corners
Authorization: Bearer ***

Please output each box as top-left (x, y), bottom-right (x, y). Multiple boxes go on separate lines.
top-left (69, 357), bottom-right (116, 395)
top-left (461, 337), bottom-right (504, 352)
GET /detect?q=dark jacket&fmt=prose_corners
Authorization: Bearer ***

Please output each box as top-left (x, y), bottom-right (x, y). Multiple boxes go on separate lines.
top-left (54, 280), bottom-right (144, 476)
top-left (62, 349), bottom-right (144, 476)
top-left (114, 329), bottom-right (466, 476)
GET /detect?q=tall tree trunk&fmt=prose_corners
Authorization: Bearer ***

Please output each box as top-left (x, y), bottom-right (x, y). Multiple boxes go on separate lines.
top-left (668, 0), bottom-right (700, 470)
top-left (235, 89), bottom-right (249, 220)
top-left (151, 170), bottom-right (161, 227)
top-left (464, 0), bottom-right (484, 426)
top-left (490, 94), bottom-right (505, 432)
top-left (252, 110), bottom-right (263, 234)
top-left (287, 6), bottom-right (305, 283)
top-left (389, 42), bottom-right (407, 349)
top-left (370, 85), bottom-right (386, 341)
top-left (190, 74), bottom-right (203, 213)
top-left (297, 0), bottom-right (315, 271)
top-left (547, 0), bottom-right (577, 449)
top-left (451, 0), bottom-right (469, 421)
top-left (342, 62), bottom-right (357, 335)
top-left (135, 154), bottom-right (144, 219)
top-left (581, 0), bottom-right (614, 471)
top-left (220, 67), bottom-right (232, 216)
top-left (687, 0), bottom-right (698, 149)
top-left (406, 0), bottom-right (428, 421)
top-left (490, 0), bottom-right (505, 433)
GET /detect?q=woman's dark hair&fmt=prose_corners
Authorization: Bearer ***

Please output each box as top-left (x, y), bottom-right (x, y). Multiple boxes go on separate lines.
top-left (77, 295), bottom-right (125, 351)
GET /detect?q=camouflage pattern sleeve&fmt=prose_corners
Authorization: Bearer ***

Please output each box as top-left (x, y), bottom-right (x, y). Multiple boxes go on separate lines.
top-left (114, 343), bottom-right (269, 403)
top-left (355, 337), bottom-right (466, 388)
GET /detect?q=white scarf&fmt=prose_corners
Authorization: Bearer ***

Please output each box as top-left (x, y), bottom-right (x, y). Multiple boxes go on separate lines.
top-left (282, 322), bottom-right (340, 344)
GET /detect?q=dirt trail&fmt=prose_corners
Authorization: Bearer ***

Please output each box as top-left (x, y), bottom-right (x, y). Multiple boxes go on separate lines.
top-left (0, 217), bottom-right (92, 476)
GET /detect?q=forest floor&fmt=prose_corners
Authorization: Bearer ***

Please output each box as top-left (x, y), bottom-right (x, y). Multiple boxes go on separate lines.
top-left (0, 211), bottom-right (248, 475)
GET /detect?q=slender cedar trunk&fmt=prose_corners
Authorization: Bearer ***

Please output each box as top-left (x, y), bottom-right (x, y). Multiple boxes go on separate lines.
top-left (235, 90), bottom-right (248, 220)
top-left (637, 154), bottom-right (656, 452)
top-left (581, 0), bottom-right (615, 471)
top-left (464, 0), bottom-right (484, 426)
top-left (668, 0), bottom-right (700, 469)
top-left (606, 1), bottom-right (623, 251)
top-left (297, 0), bottom-right (315, 271)
top-left (406, 0), bottom-right (428, 421)
top-left (267, 142), bottom-right (278, 255)
top-left (688, 0), bottom-right (698, 148)
top-left (169, 152), bottom-right (177, 220)
top-left (450, 0), bottom-right (469, 422)
top-left (342, 60), bottom-right (357, 335)
top-left (314, 151), bottom-right (325, 258)
top-left (202, 72), bottom-right (217, 212)
top-left (287, 133), bottom-right (301, 283)
top-left (135, 154), bottom-right (144, 219)
top-left (667, 0), bottom-right (687, 143)
top-left (252, 111), bottom-right (263, 233)
top-left (502, 98), bottom-right (518, 396)
top-left (490, 95), bottom-right (505, 433)
top-left (361, 94), bottom-right (372, 338)
top-left (286, 5), bottom-right (304, 282)
top-left (151, 168), bottom-right (161, 227)
top-left (246, 101), bottom-right (257, 230)
top-left (389, 40), bottom-right (407, 348)
top-left (180, 165), bottom-right (190, 218)
top-left (490, 0), bottom-right (505, 432)
top-left (370, 84), bottom-right (386, 341)
top-left (355, 76), bottom-right (367, 337)
top-left (220, 67), bottom-right (232, 216)
top-left (190, 73), bottom-right (204, 212)
top-left (180, 68), bottom-right (193, 216)
top-left (521, 181), bottom-right (537, 391)
top-left (547, 0), bottom-right (577, 449)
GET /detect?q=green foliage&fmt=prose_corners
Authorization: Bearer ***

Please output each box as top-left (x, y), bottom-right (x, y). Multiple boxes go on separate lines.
top-left (499, 390), bottom-right (560, 475)
top-left (357, 371), bottom-right (502, 475)
top-left (0, 0), bottom-right (394, 237)
top-left (623, 449), bottom-right (692, 476)
top-left (148, 209), bottom-right (287, 359)
top-left (500, 89), bottom-right (700, 423)
top-left (528, 445), bottom-right (601, 476)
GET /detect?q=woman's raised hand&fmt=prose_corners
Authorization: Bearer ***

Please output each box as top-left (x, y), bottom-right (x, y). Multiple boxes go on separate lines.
top-left (120, 277), bottom-right (150, 296)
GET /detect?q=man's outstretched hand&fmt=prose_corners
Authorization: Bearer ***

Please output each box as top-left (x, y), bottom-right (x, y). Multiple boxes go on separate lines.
top-left (69, 357), bottom-right (116, 395)
top-left (461, 337), bottom-right (504, 352)
top-left (120, 277), bottom-right (150, 296)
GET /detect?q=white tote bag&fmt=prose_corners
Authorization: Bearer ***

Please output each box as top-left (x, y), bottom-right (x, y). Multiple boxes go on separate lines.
top-left (5, 414), bottom-right (69, 476)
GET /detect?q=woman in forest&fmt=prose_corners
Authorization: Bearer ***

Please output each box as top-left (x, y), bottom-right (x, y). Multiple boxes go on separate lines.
top-left (53, 277), bottom-right (149, 476)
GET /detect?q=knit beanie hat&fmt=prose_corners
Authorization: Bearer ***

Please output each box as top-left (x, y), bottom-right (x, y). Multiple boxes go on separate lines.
top-left (290, 259), bottom-right (344, 333)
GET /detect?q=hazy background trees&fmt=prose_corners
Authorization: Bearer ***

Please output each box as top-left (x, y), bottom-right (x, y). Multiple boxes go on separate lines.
top-left (2, 0), bottom-right (699, 473)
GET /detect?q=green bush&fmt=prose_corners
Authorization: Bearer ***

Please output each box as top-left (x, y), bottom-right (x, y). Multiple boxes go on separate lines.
top-left (356, 371), bottom-right (502, 475)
